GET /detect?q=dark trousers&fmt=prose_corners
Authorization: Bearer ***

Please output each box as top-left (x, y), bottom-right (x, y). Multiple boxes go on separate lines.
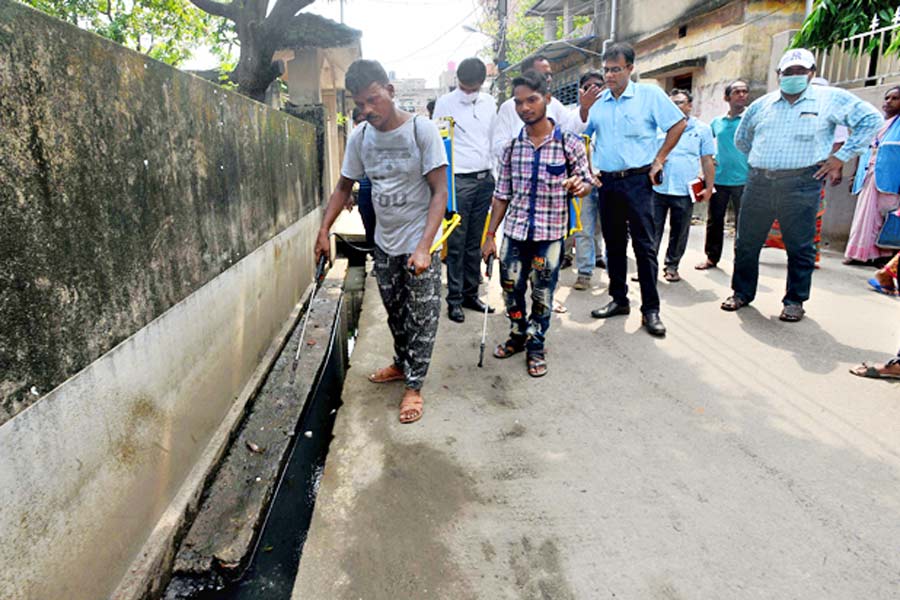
top-left (732, 167), bottom-right (821, 305)
top-left (499, 237), bottom-right (563, 353)
top-left (357, 178), bottom-right (375, 248)
top-left (653, 192), bottom-right (693, 271)
top-left (373, 247), bottom-right (442, 390)
top-left (600, 172), bottom-right (660, 314)
top-left (446, 173), bottom-right (493, 306)
top-left (704, 184), bottom-right (743, 264)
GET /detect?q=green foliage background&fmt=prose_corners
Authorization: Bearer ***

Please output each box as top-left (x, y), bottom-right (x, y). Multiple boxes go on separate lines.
top-left (478, 0), bottom-right (591, 67)
top-left (792, 1), bottom-right (900, 55)
top-left (23, 0), bottom-right (233, 66)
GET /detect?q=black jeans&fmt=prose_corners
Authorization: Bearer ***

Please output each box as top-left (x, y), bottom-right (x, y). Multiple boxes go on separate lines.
top-left (731, 167), bottom-right (821, 305)
top-left (446, 173), bottom-right (493, 306)
top-left (653, 192), bottom-right (693, 271)
top-left (704, 184), bottom-right (743, 265)
top-left (600, 172), bottom-right (660, 314)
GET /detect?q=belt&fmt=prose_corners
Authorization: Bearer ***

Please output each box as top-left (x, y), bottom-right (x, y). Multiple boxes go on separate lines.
top-left (751, 164), bottom-right (823, 179)
top-left (599, 165), bottom-right (652, 179)
top-left (456, 170), bottom-right (492, 180)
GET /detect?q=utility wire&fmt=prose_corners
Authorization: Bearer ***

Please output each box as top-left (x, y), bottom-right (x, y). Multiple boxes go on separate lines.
top-left (383, 5), bottom-right (481, 63)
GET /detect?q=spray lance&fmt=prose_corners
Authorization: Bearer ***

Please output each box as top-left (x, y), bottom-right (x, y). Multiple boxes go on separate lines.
top-left (290, 254), bottom-right (328, 384)
top-left (478, 254), bottom-right (494, 368)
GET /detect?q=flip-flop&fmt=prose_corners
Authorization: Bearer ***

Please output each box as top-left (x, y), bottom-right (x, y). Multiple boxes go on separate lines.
top-left (494, 338), bottom-right (526, 359)
top-left (399, 392), bottom-right (423, 424)
top-left (867, 278), bottom-right (898, 296)
top-left (695, 260), bottom-right (716, 270)
top-left (368, 365), bottom-right (405, 383)
top-left (527, 353), bottom-right (547, 378)
top-left (721, 296), bottom-right (747, 311)
top-left (849, 362), bottom-right (900, 380)
top-left (663, 271), bottom-right (681, 282)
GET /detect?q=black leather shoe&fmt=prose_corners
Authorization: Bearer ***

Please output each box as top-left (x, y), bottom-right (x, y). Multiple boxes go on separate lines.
top-left (591, 301), bottom-right (631, 319)
top-left (462, 297), bottom-right (495, 313)
top-left (448, 305), bottom-right (465, 323)
top-left (642, 311), bottom-right (666, 337)
top-left (595, 257), bottom-right (606, 269)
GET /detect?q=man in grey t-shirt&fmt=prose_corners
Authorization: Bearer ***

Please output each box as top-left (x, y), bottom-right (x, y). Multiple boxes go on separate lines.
top-left (315, 59), bottom-right (448, 424)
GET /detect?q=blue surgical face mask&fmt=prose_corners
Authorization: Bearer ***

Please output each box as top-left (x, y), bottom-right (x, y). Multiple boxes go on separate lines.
top-left (780, 74), bottom-right (809, 95)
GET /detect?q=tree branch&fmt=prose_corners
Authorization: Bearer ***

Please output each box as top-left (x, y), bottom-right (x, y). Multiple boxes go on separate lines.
top-left (266, 0), bottom-right (315, 25)
top-left (188, 0), bottom-right (236, 20)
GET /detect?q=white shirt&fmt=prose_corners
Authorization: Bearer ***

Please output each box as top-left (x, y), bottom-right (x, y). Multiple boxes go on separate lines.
top-left (491, 96), bottom-right (587, 166)
top-left (432, 88), bottom-right (497, 173)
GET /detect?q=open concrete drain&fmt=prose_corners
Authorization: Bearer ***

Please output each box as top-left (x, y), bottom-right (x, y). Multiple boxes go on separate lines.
top-left (163, 265), bottom-right (364, 600)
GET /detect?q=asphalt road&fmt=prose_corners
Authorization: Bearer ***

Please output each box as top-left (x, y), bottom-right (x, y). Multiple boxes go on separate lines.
top-left (293, 228), bottom-right (900, 600)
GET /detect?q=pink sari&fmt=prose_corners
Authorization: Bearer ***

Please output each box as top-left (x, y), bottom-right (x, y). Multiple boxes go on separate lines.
top-left (845, 116), bottom-right (900, 262)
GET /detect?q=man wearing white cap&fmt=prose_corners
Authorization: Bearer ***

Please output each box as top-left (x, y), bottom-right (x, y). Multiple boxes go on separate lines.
top-left (720, 48), bottom-right (882, 322)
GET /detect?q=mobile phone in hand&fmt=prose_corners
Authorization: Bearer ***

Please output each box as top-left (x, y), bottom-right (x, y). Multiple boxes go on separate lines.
top-left (652, 169), bottom-right (663, 185)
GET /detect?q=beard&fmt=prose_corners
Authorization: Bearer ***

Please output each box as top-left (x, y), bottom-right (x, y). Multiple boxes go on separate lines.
top-left (519, 104), bottom-right (547, 126)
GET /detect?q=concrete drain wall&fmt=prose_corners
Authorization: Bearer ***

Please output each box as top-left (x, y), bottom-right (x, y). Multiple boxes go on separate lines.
top-left (163, 263), bottom-right (364, 600)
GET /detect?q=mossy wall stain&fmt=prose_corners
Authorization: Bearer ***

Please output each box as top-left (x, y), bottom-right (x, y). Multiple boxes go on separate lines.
top-left (0, 0), bottom-right (323, 424)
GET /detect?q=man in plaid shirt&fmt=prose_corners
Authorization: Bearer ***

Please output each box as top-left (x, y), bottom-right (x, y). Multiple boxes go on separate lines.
top-left (481, 70), bottom-right (592, 378)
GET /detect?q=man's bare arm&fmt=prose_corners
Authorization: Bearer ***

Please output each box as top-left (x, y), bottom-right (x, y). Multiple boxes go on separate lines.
top-left (408, 166), bottom-right (449, 274)
top-left (315, 176), bottom-right (356, 261)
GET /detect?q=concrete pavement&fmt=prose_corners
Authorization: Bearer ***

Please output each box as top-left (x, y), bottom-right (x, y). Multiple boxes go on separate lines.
top-left (293, 228), bottom-right (900, 600)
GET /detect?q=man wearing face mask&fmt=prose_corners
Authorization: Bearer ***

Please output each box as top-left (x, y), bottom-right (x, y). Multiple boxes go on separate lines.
top-left (721, 48), bottom-right (882, 322)
top-left (433, 57), bottom-right (498, 322)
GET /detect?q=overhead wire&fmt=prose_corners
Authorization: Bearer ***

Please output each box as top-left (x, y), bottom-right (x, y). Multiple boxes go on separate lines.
top-left (383, 5), bottom-right (481, 63)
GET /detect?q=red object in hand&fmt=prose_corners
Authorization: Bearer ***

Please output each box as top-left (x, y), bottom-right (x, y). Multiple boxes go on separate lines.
top-left (689, 177), bottom-right (715, 203)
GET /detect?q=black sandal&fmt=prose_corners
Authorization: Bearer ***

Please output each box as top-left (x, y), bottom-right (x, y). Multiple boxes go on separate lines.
top-left (527, 352), bottom-right (547, 378)
top-left (493, 336), bottom-right (526, 359)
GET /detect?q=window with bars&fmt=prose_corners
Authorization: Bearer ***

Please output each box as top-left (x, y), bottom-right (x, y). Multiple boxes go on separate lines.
top-left (553, 81), bottom-right (579, 106)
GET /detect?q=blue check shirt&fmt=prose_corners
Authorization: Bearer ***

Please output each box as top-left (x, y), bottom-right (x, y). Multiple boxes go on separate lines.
top-left (586, 81), bottom-right (686, 172)
top-left (734, 85), bottom-right (882, 170)
top-left (654, 117), bottom-right (715, 196)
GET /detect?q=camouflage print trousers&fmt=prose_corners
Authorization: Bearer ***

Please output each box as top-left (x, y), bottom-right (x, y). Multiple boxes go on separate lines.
top-left (373, 247), bottom-right (441, 391)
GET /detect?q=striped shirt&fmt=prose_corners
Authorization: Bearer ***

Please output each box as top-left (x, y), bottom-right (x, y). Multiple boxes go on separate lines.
top-left (734, 84), bottom-right (882, 170)
top-left (494, 123), bottom-right (591, 242)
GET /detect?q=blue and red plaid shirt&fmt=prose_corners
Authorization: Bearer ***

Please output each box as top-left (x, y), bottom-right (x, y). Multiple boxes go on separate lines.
top-left (494, 123), bottom-right (591, 241)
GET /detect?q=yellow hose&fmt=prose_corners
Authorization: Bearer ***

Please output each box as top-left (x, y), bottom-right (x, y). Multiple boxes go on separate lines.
top-left (431, 212), bottom-right (462, 254)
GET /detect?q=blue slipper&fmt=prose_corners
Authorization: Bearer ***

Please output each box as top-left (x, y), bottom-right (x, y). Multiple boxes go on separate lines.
top-left (868, 278), bottom-right (898, 296)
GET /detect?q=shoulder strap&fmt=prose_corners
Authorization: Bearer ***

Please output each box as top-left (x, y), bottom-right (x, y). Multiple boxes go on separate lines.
top-left (555, 125), bottom-right (574, 177)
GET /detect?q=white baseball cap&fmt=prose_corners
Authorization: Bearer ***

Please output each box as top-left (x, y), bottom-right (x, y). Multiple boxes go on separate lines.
top-left (778, 48), bottom-right (816, 72)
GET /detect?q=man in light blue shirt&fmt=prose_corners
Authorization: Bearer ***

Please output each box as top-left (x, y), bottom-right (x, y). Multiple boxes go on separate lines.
top-left (586, 43), bottom-right (686, 337)
top-left (722, 48), bottom-right (882, 322)
top-left (653, 88), bottom-right (715, 282)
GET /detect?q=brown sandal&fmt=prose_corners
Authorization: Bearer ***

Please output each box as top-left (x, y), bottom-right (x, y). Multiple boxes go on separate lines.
top-left (721, 296), bottom-right (748, 312)
top-left (493, 337), bottom-right (526, 359)
top-left (399, 390), bottom-right (423, 424)
top-left (368, 364), bottom-right (404, 383)
top-left (527, 352), bottom-right (547, 378)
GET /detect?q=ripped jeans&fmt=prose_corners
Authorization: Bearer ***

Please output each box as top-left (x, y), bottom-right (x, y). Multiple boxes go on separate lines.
top-left (499, 237), bottom-right (563, 353)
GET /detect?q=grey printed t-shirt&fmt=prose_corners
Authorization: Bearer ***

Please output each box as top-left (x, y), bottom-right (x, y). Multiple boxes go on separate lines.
top-left (341, 116), bottom-right (448, 256)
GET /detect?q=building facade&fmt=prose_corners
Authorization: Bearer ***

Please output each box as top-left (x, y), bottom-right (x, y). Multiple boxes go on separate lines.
top-left (515, 0), bottom-right (806, 121)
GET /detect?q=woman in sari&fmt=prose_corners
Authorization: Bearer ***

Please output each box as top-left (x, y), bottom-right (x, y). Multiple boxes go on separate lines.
top-left (844, 86), bottom-right (900, 263)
